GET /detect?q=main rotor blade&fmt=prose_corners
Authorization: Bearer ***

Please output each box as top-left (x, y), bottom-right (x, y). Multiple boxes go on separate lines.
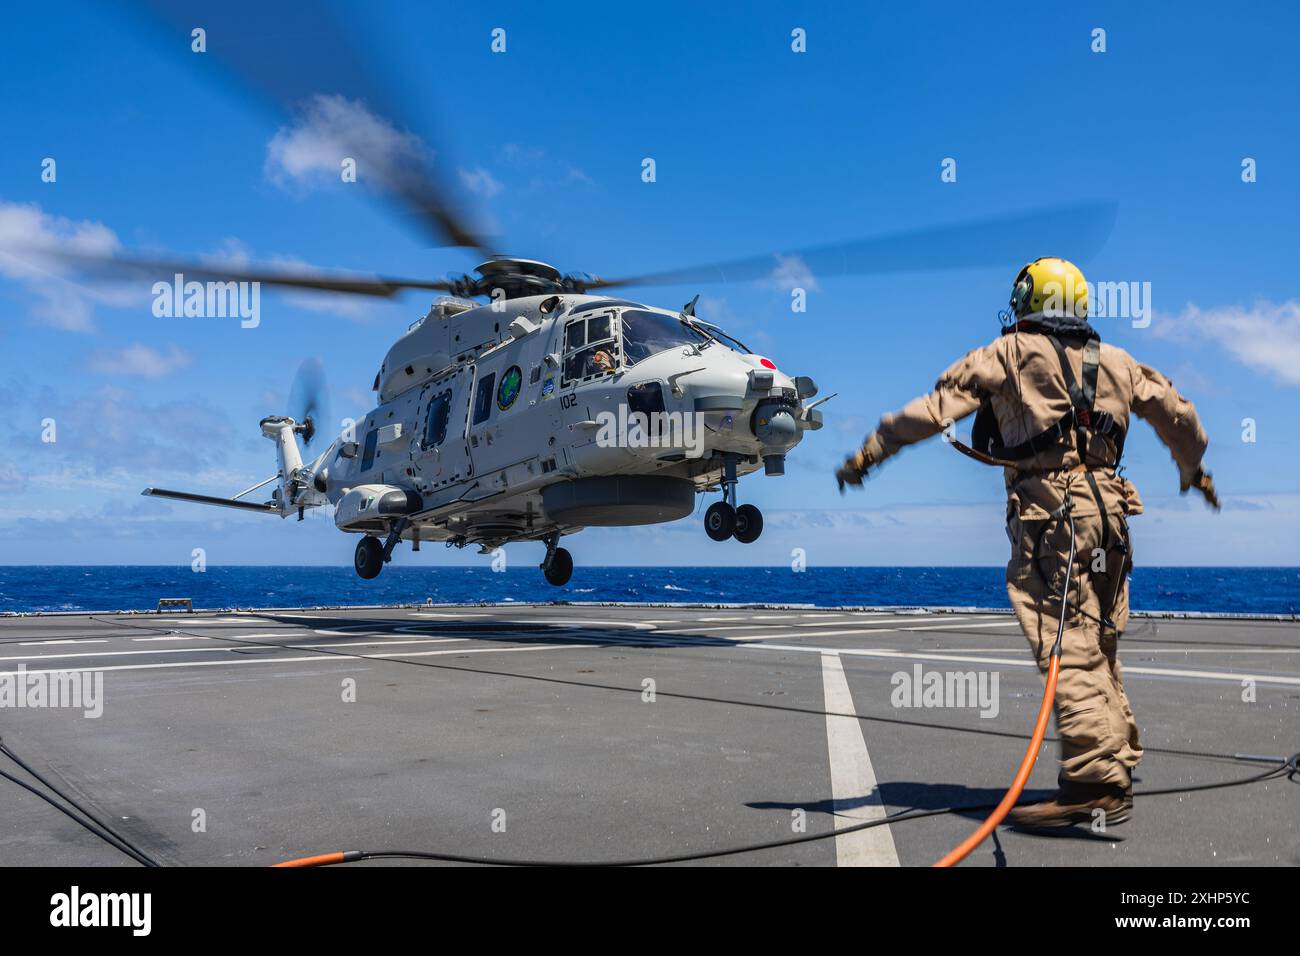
top-left (51, 248), bottom-right (455, 298)
top-left (125, 0), bottom-right (495, 255)
top-left (588, 201), bottom-right (1118, 291)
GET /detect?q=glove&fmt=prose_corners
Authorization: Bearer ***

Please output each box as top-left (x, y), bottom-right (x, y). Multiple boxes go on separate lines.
top-left (835, 453), bottom-right (868, 494)
top-left (1188, 467), bottom-right (1220, 511)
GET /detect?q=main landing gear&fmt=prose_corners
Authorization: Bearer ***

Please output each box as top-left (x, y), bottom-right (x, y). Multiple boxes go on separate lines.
top-left (540, 532), bottom-right (573, 587)
top-left (354, 517), bottom-right (412, 580)
top-left (354, 536), bottom-right (384, 579)
top-left (704, 455), bottom-right (764, 544)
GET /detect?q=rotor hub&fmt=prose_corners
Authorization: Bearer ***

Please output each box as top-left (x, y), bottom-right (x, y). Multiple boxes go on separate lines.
top-left (449, 258), bottom-right (596, 300)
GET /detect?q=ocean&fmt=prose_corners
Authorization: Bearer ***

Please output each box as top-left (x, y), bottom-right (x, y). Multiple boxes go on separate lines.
top-left (0, 566), bottom-right (1296, 616)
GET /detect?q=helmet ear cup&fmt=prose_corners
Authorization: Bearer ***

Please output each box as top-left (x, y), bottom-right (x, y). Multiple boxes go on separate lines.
top-left (1010, 270), bottom-right (1034, 317)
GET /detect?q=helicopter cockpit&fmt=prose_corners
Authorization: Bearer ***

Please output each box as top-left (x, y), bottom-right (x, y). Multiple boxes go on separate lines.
top-left (560, 301), bottom-right (748, 386)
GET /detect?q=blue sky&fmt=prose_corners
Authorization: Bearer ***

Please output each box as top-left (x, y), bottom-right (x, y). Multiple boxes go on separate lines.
top-left (1, 0), bottom-right (1297, 567)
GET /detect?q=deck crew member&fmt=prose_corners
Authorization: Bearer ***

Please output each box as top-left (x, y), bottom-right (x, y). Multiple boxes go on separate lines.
top-left (835, 257), bottom-right (1219, 827)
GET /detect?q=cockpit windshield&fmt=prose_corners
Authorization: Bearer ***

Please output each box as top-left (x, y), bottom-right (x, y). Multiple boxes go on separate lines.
top-left (620, 309), bottom-right (711, 365)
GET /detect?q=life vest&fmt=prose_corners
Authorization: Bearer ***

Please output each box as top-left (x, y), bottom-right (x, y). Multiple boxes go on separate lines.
top-left (966, 322), bottom-right (1127, 469)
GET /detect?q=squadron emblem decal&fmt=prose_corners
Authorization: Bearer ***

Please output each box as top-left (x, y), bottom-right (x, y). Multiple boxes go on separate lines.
top-left (497, 365), bottom-right (523, 410)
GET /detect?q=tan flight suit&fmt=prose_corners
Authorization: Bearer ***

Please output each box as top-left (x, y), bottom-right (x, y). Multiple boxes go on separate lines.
top-left (850, 330), bottom-right (1209, 789)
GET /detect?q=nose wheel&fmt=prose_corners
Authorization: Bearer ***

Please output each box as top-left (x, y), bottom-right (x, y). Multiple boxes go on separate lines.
top-left (704, 502), bottom-right (736, 541)
top-left (733, 503), bottom-right (764, 543)
top-left (704, 455), bottom-right (764, 543)
top-left (705, 501), bottom-right (764, 542)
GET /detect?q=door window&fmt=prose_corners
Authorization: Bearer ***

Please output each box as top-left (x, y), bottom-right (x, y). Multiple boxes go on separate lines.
top-left (472, 372), bottom-right (496, 426)
top-left (424, 389), bottom-right (452, 447)
top-left (361, 429), bottom-right (379, 470)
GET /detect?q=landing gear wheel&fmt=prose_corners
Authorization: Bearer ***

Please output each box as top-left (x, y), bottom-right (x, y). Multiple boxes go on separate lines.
top-left (544, 547), bottom-right (573, 587)
top-left (354, 536), bottom-right (384, 580)
top-left (705, 502), bottom-right (736, 541)
top-left (733, 504), bottom-right (764, 543)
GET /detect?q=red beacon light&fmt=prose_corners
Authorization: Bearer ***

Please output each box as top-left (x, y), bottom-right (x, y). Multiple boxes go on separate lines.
top-left (758, 357), bottom-right (777, 370)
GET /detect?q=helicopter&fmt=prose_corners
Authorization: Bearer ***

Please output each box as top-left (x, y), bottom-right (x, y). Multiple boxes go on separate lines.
top-left (19, 2), bottom-right (1116, 586)
top-left (138, 257), bottom-right (826, 586)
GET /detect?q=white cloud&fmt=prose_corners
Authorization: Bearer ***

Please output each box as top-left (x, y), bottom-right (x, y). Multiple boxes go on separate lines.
top-left (458, 166), bottom-right (503, 199)
top-left (265, 94), bottom-right (427, 190)
top-left (499, 142), bottom-right (594, 192)
top-left (0, 200), bottom-right (132, 331)
top-left (1157, 300), bottom-right (1300, 386)
top-left (765, 254), bottom-right (819, 293)
top-left (88, 343), bottom-right (193, 378)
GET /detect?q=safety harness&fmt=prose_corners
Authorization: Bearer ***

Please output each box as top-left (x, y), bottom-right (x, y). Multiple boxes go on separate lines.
top-left (970, 324), bottom-right (1127, 468)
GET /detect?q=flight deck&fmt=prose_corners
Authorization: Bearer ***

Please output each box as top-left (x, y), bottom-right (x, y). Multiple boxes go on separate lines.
top-left (1, 604), bottom-right (1295, 867)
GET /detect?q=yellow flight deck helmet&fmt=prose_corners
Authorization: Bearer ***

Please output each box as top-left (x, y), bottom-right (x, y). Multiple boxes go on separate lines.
top-left (1009, 257), bottom-right (1089, 321)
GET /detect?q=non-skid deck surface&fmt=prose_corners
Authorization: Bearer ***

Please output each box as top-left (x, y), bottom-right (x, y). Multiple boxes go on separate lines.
top-left (1, 605), bottom-right (1295, 866)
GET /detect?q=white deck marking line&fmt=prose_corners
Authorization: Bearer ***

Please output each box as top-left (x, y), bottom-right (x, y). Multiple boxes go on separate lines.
top-left (815, 619), bottom-right (1007, 629)
top-left (0, 656), bottom-right (355, 677)
top-left (0, 642), bottom-right (588, 678)
top-left (492, 618), bottom-right (658, 631)
top-left (662, 624), bottom-right (792, 634)
top-left (411, 612), bottom-right (490, 619)
top-left (367, 644), bottom-right (595, 659)
top-left (847, 616), bottom-right (998, 624)
top-left (711, 626), bottom-right (1001, 641)
top-left (131, 636), bottom-right (216, 643)
top-left (931, 647), bottom-right (1300, 656)
top-left (820, 653), bottom-right (900, 867)
top-left (891, 621), bottom-right (1022, 631)
top-left (665, 617), bottom-right (993, 635)
top-left (664, 621), bottom-right (890, 635)
top-left (0, 636), bottom-right (472, 664)
top-left (18, 639), bottom-right (109, 646)
top-left (746, 643), bottom-right (1300, 687)
top-left (151, 618), bottom-right (270, 625)
top-left (516, 627), bottom-right (904, 646)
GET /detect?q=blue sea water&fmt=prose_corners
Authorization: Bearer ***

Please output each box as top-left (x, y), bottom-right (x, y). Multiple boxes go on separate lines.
top-left (0, 566), bottom-right (1297, 615)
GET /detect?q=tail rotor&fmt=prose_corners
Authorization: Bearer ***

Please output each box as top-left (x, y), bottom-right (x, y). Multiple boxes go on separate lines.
top-left (288, 358), bottom-right (331, 447)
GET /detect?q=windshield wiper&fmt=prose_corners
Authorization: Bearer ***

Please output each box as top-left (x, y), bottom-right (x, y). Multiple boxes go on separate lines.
top-left (689, 318), bottom-right (751, 354)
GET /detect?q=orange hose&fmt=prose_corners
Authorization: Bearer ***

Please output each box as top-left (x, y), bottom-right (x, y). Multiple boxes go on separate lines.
top-left (932, 652), bottom-right (1060, 867)
top-left (272, 851), bottom-right (348, 868)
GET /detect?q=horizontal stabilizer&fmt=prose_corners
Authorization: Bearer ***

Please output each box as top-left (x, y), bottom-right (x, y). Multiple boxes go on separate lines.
top-left (142, 487), bottom-right (278, 514)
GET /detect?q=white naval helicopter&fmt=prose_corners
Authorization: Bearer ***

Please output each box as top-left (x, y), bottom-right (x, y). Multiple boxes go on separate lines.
top-left (37, 1), bottom-right (1115, 586)
top-left (144, 259), bottom-right (826, 585)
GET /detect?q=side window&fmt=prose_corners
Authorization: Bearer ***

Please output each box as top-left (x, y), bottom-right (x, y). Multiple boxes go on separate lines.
top-left (424, 390), bottom-right (452, 447)
top-left (565, 319), bottom-right (586, 351)
top-left (360, 428), bottom-right (379, 470)
top-left (586, 314), bottom-right (611, 343)
top-left (472, 372), bottom-right (496, 426)
top-left (562, 312), bottom-right (618, 385)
